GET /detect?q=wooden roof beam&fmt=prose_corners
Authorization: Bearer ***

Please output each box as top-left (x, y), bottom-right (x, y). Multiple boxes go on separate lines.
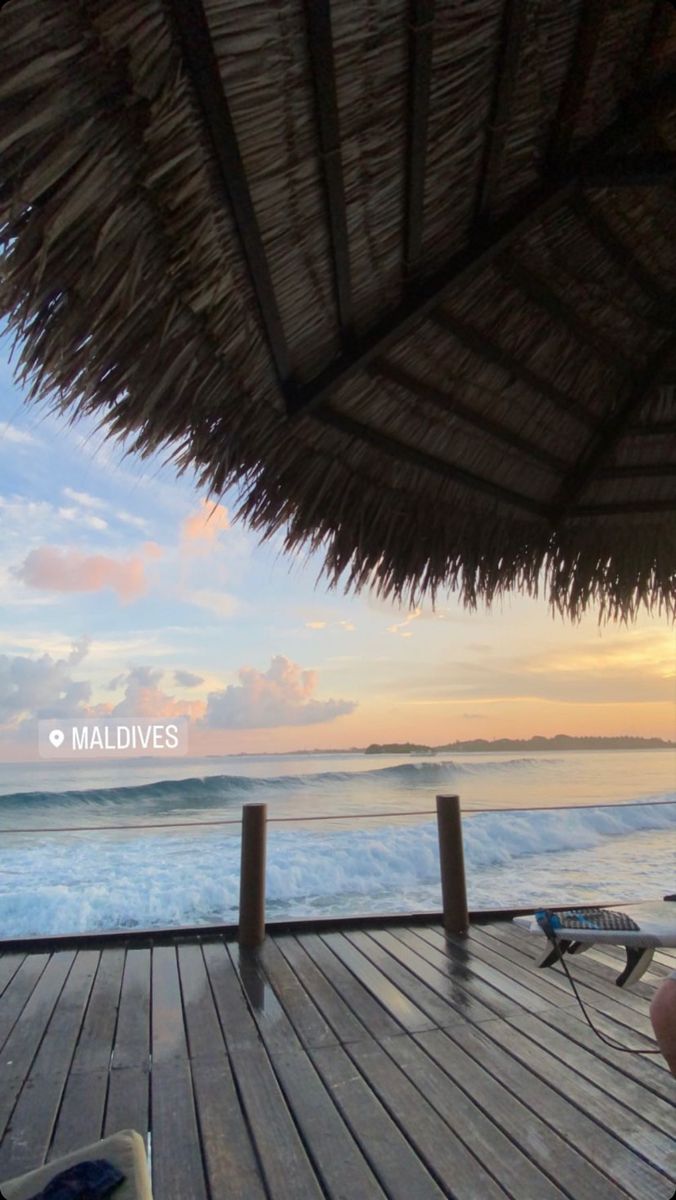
top-left (168, 0), bottom-right (292, 389)
top-left (286, 70), bottom-right (676, 419)
top-left (313, 408), bottom-right (551, 516)
top-left (404, 0), bottom-right (435, 276)
top-left (304, 0), bottom-right (353, 333)
top-left (474, 0), bottom-right (529, 221)
top-left (547, 1), bottom-right (608, 167)
top-left (374, 359), bottom-right (567, 471)
top-left (552, 334), bottom-right (676, 518)
top-left (431, 309), bottom-right (595, 428)
top-left (499, 257), bottom-right (636, 374)
top-left (565, 151), bottom-right (676, 186)
top-left (570, 193), bottom-right (674, 311)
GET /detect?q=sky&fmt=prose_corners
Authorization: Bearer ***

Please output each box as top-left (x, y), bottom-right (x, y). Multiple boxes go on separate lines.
top-left (0, 341), bottom-right (674, 760)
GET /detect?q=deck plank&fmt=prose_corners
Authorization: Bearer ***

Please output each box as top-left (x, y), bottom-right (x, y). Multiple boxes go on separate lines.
top-left (238, 944), bottom-right (389, 1199)
top-left (0, 918), bottom-right (672, 1200)
top-left (296, 931), bottom-right (404, 1040)
top-left (434, 1021), bottom-right (669, 1199)
top-left (105, 947), bottom-right (150, 1140)
top-left (50, 948), bottom-right (125, 1158)
top-left (151, 945), bottom-right (207, 1200)
top-left (0, 951), bottom-right (97, 1178)
top-left (319, 932), bottom-right (436, 1034)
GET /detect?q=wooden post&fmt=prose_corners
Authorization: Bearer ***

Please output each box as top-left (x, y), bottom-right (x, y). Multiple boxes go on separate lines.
top-left (239, 803), bottom-right (267, 947)
top-left (436, 794), bottom-right (469, 936)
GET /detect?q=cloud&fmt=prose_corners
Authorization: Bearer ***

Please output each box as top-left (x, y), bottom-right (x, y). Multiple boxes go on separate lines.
top-left (182, 500), bottom-right (229, 544)
top-left (305, 619), bottom-right (355, 632)
top-left (58, 506), bottom-right (108, 531)
top-left (1, 423), bottom-right (36, 447)
top-left (387, 608), bottom-right (421, 638)
top-left (203, 655), bottom-right (357, 729)
top-left (16, 546), bottom-right (150, 602)
top-left (62, 487), bottom-right (106, 510)
top-left (306, 621), bottom-right (328, 630)
top-left (0, 638), bottom-right (91, 731)
top-left (174, 669), bottom-right (204, 688)
top-left (187, 590), bottom-right (238, 619)
top-left (101, 665), bottom-right (205, 720)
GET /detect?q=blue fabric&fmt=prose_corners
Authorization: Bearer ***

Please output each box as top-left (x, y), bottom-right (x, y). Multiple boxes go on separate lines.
top-left (27, 1159), bottom-right (124, 1199)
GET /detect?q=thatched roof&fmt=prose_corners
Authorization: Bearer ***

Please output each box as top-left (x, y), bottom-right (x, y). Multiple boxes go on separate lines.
top-left (2, 0), bottom-right (676, 618)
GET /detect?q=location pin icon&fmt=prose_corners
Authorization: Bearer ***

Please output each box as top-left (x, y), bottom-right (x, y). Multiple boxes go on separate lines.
top-left (49, 728), bottom-right (65, 749)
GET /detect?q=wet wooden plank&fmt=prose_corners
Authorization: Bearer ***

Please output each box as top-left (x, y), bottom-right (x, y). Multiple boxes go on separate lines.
top-left (430, 1021), bottom-right (666, 1199)
top-left (226, 1040), bottom-right (325, 1200)
top-left (0, 955), bottom-right (24, 999)
top-left (346, 1035), bottom-right (508, 1200)
top-left (104, 1067), bottom-right (149, 1141)
top-left (111, 949), bottom-right (150, 1070)
top-left (296, 932), bottom-right (403, 1041)
top-left (354, 927), bottom-right (498, 1026)
top-left (202, 938), bottom-right (260, 1050)
top-left (50, 949), bottom-right (125, 1158)
top-left (411, 925), bottom-right (562, 1012)
top-left (177, 942), bottom-right (226, 1060)
top-left (534, 1003), bottom-right (676, 1103)
top-left (0, 952), bottom-right (97, 1178)
top-left (309, 1042), bottom-right (447, 1200)
top-left (383, 1031), bottom-right (566, 1199)
top-left (70, 948), bottom-right (125, 1073)
top-left (260, 936), bottom-right (338, 1049)
top-left (319, 932), bottom-right (436, 1034)
top-left (0, 954), bottom-right (49, 1054)
top-left (392, 926), bottom-right (525, 1020)
top-left (501, 1009), bottom-right (676, 1170)
top-left (0, 952), bottom-right (75, 1142)
top-left (151, 946), bottom-right (207, 1200)
top-left (236, 945), bottom-right (387, 1200)
top-left (274, 933), bottom-right (369, 1045)
top-left (190, 1056), bottom-right (267, 1200)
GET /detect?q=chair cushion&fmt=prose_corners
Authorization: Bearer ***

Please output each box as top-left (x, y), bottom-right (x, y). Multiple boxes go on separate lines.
top-left (1, 1130), bottom-right (152, 1200)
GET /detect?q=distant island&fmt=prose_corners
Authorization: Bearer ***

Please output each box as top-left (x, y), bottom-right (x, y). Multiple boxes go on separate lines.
top-left (364, 735), bottom-right (675, 754)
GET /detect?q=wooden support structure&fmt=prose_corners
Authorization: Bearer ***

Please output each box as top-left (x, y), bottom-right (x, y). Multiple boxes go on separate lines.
top-left (314, 407), bottom-right (551, 516)
top-left (167, 0), bottom-right (292, 389)
top-left (239, 803), bottom-right (267, 947)
top-left (375, 359), bottom-right (567, 472)
top-left (436, 794), bottom-right (469, 936)
top-left (474, 0), bottom-right (528, 221)
top-left (404, 0), bottom-right (435, 274)
top-left (553, 333), bottom-right (676, 518)
top-left (547, 0), bottom-right (607, 166)
top-left (304, 0), bottom-right (353, 333)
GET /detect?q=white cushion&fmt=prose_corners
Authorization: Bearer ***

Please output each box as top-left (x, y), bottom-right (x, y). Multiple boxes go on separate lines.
top-left (1, 1129), bottom-right (152, 1200)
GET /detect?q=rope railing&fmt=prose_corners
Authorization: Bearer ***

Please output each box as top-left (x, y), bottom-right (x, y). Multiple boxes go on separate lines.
top-left (0, 794), bottom-right (670, 835)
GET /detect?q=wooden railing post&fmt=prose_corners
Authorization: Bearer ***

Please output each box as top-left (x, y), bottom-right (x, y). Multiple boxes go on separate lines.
top-left (436, 794), bottom-right (469, 936)
top-left (239, 802), bottom-right (267, 947)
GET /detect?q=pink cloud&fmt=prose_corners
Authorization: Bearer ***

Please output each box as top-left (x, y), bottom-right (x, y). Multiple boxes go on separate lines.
top-left (203, 655), bottom-right (356, 729)
top-left (182, 500), bottom-right (229, 544)
top-left (17, 547), bottom-right (149, 602)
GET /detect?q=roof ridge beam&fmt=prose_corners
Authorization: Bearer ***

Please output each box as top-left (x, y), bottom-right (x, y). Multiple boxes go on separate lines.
top-left (404, 0), bottom-right (435, 276)
top-left (552, 334), bottom-right (676, 517)
top-left (313, 408), bottom-right (551, 516)
top-left (474, 0), bottom-right (529, 221)
top-left (570, 193), bottom-right (675, 312)
top-left (167, 0), bottom-right (292, 388)
top-left (498, 257), bottom-right (636, 374)
top-left (286, 70), bottom-right (676, 418)
top-left (305, 0), bottom-right (354, 333)
top-left (547, 1), bottom-right (608, 167)
top-left (374, 359), bottom-right (567, 472)
top-left (431, 309), bottom-right (595, 428)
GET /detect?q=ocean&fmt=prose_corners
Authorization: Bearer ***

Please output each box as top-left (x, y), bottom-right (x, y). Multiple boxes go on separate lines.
top-left (0, 749), bottom-right (674, 938)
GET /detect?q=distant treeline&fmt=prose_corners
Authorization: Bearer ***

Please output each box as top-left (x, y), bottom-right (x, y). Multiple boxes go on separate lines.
top-left (364, 735), bottom-right (674, 754)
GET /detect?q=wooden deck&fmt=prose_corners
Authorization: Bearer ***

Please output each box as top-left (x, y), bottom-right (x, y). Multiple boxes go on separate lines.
top-left (0, 918), bottom-right (674, 1199)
